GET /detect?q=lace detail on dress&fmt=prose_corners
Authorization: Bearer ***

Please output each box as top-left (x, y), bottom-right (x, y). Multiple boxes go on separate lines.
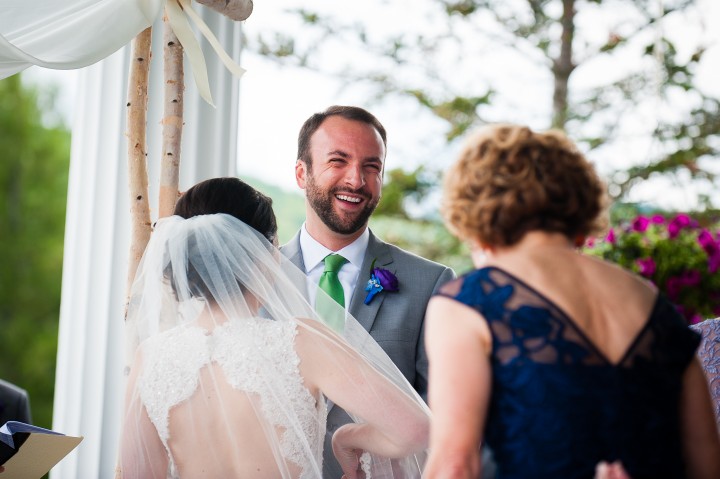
top-left (137, 317), bottom-right (326, 478)
top-left (213, 318), bottom-right (326, 478)
top-left (436, 267), bottom-right (701, 479)
top-left (139, 327), bottom-right (210, 443)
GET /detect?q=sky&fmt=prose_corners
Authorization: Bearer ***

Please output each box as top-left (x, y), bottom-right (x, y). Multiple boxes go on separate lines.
top-left (23, 0), bottom-right (720, 211)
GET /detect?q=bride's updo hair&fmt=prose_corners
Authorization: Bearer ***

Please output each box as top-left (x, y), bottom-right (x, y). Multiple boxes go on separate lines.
top-left (174, 176), bottom-right (278, 244)
top-left (168, 177), bottom-right (278, 300)
top-left (442, 124), bottom-right (608, 247)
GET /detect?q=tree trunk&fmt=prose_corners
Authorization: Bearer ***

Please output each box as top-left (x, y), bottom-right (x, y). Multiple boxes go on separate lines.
top-left (125, 27), bottom-right (153, 312)
top-left (159, 11), bottom-right (184, 219)
top-left (551, 0), bottom-right (576, 129)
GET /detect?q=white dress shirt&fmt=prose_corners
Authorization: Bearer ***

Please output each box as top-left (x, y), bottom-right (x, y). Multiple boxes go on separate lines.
top-left (299, 223), bottom-right (370, 308)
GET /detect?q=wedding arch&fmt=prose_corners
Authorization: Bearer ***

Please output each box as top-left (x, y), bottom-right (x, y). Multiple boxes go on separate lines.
top-left (1, 1), bottom-right (251, 476)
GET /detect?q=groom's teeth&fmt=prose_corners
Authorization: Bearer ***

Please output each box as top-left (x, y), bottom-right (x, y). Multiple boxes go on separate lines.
top-left (337, 195), bottom-right (361, 203)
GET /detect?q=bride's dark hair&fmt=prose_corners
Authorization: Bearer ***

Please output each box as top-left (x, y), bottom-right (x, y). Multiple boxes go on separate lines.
top-left (167, 177), bottom-right (278, 300)
top-left (174, 177), bottom-right (278, 244)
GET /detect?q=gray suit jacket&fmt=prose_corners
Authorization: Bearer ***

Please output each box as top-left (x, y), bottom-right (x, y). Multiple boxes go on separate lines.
top-left (0, 379), bottom-right (32, 425)
top-left (282, 229), bottom-right (455, 478)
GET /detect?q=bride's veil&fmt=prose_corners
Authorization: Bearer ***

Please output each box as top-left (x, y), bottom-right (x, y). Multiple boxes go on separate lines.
top-left (118, 213), bottom-right (429, 478)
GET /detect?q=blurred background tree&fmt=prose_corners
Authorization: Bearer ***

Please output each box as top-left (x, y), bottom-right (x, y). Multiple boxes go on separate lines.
top-left (247, 0), bottom-right (718, 279)
top-left (0, 75), bottom-right (70, 428)
top-left (250, 0), bottom-right (718, 209)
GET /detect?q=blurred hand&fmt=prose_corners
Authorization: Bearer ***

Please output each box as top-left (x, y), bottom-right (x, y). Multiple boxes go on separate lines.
top-left (595, 461), bottom-right (631, 479)
top-left (332, 425), bottom-right (363, 479)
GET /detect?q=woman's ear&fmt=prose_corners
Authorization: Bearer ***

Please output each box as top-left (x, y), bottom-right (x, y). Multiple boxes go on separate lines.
top-left (469, 239), bottom-right (491, 267)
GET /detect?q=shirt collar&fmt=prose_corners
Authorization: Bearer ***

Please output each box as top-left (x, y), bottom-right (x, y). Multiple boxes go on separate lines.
top-left (299, 223), bottom-right (369, 273)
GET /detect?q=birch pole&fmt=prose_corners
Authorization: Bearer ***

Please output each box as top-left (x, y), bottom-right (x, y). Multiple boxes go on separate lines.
top-left (158, 11), bottom-right (184, 218)
top-left (196, 0), bottom-right (253, 20)
top-left (125, 27), bottom-right (153, 308)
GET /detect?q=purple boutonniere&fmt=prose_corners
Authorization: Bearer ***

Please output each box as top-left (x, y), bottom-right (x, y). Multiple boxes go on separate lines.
top-left (364, 260), bottom-right (399, 305)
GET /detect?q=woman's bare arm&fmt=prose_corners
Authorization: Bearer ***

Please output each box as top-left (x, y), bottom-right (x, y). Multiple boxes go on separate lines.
top-left (294, 319), bottom-right (429, 476)
top-left (423, 296), bottom-right (493, 479)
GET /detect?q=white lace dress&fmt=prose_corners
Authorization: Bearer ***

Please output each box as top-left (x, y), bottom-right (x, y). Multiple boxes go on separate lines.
top-left (136, 317), bottom-right (327, 478)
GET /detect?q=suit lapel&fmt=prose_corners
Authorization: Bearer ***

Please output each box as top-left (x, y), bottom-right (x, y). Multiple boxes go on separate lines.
top-left (281, 231), bottom-right (305, 271)
top-left (348, 231), bottom-right (393, 333)
top-left (280, 232), bottom-right (310, 302)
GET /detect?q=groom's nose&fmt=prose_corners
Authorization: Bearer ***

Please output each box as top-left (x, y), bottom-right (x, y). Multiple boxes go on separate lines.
top-left (343, 163), bottom-right (366, 189)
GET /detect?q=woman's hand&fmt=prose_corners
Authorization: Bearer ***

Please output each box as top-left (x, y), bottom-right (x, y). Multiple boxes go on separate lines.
top-left (595, 461), bottom-right (631, 479)
top-left (332, 424), bottom-right (365, 479)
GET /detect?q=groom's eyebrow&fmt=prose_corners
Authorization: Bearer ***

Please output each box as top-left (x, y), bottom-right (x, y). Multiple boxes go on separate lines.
top-left (327, 150), bottom-right (350, 158)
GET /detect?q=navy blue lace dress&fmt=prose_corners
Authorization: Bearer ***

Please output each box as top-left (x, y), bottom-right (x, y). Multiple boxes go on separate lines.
top-left (436, 267), bottom-right (701, 479)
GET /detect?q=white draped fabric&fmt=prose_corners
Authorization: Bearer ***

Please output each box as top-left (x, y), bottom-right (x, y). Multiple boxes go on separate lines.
top-left (0, 0), bottom-right (163, 79)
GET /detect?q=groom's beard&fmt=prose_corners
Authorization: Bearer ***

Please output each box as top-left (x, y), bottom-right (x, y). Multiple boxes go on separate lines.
top-left (305, 174), bottom-right (379, 235)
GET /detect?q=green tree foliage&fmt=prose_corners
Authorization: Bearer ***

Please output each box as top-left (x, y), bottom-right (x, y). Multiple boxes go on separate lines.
top-left (244, 177), bottom-right (306, 244)
top-left (374, 167), bottom-right (434, 218)
top-left (251, 0), bottom-right (718, 206)
top-left (0, 75), bottom-right (70, 428)
top-left (370, 216), bottom-right (474, 274)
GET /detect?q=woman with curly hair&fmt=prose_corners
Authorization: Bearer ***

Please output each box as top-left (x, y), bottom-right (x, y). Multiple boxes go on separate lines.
top-left (423, 125), bottom-right (720, 479)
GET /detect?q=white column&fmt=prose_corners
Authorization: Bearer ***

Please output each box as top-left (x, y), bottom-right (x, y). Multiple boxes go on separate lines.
top-left (51, 9), bottom-right (242, 478)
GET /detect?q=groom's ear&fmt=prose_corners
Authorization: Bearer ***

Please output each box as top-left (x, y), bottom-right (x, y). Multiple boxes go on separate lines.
top-left (295, 159), bottom-right (307, 189)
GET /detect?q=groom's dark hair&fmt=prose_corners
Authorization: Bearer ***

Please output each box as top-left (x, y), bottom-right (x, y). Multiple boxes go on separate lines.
top-left (174, 177), bottom-right (278, 244)
top-left (297, 105), bottom-right (387, 170)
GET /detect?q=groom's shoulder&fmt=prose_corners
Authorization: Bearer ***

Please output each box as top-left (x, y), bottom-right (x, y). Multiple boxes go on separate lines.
top-left (372, 232), bottom-right (452, 275)
top-left (279, 230), bottom-right (302, 257)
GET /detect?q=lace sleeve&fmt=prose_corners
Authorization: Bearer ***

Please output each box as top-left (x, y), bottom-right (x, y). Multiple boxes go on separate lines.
top-left (434, 276), bottom-right (466, 299)
top-left (690, 318), bottom-right (720, 432)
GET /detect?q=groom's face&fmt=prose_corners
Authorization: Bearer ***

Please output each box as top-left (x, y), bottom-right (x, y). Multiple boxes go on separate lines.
top-left (296, 116), bottom-right (385, 236)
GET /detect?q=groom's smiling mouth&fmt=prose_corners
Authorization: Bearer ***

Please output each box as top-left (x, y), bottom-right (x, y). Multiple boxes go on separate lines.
top-left (331, 188), bottom-right (370, 209)
top-left (336, 194), bottom-right (362, 204)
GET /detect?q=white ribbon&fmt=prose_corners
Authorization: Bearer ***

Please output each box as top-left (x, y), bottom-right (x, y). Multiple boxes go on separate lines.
top-left (165, 0), bottom-right (247, 107)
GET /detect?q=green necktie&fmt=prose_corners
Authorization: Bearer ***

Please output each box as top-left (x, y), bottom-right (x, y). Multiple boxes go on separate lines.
top-left (316, 254), bottom-right (348, 332)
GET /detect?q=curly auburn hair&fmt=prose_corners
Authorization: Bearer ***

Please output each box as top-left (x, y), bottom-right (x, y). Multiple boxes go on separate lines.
top-left (442, 124), bottom-right (609, 247)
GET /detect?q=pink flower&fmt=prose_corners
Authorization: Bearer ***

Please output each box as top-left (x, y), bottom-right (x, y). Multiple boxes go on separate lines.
top-left (665, 270), bottom-right (702, 300)
top-left (651, 215), bottom-right (665, 224)
top-left (636, 257), bottom-right (656, 277)
top-left (709, 253), bottom-right (720, 274)
top-left (698, 229), bottom-right (719, 256)
top-left (631, 216), bottom-right (650, 232)
top-left (666, 277), bottom-right (683, 300)
top-left (667, 214), bottom-right (691, 239)
top-left (681, 270), bottom-right (702, 287)
top-left (605, 228), bottom-right (616, 244)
